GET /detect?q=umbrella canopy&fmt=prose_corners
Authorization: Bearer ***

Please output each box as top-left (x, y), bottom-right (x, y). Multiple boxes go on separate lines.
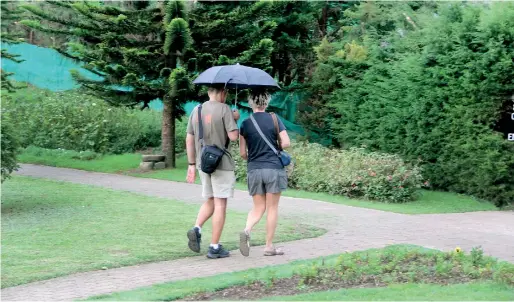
top-left (192, 63), bottom-right (280, 89)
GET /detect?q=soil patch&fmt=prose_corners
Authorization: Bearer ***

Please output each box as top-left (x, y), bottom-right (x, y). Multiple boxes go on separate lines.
top-left (182, 275), bottom-right (381, 301)
top-left (181, 249), bottom-right (496, 301)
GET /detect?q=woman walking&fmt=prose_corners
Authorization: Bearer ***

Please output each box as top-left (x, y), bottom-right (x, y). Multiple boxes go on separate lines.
top-left (238, 90), bottom-right (290, 257)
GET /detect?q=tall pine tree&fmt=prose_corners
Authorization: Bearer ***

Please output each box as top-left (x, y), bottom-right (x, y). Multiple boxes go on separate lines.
top-left (1, 1), bottom-right (24, 92)
top-left (21, 0), bottom-right (195, 167)
top-left (161, 0), bottom-right (194, 167)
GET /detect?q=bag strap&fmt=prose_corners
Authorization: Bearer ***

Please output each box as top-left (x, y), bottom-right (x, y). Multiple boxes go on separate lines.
top-left (197, 104), bottom-right (204, 147)
top-left (270, 113), bottom-right (283, 151)
top-left (250, 114), bottom-right (279, 155)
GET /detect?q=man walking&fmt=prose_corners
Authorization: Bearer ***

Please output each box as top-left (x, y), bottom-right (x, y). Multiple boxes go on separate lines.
top-left (185, 85), bottom-right (240, 259)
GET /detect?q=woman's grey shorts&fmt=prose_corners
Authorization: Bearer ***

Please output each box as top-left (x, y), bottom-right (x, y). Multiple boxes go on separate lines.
top-left (247, 168), bottom-right (287, 196)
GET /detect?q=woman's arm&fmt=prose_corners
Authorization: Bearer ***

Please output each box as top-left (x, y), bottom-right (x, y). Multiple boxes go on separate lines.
top-left (279, 130), bottom-right (291, 149)
top-left (239, 134), bottom-right (248, 159)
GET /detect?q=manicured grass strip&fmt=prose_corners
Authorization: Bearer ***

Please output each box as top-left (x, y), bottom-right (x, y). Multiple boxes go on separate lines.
top-left (132, 167), bottom-right (496, 214)
top-left (19, 150), bottom-right (497, 214)
top-left (1, 177), bottom-right (325, 288)
top-left (18, 150), bottom-right (140, 173)
top-left (284, 189), bottom-right (497, 214)
top-left (265, 282), bottom-right (514, 301)
top-left (86, 245), bottom-right (514, 301)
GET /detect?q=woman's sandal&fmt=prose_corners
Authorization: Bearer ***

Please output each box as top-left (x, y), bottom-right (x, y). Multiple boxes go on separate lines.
top-left (264, 247), bottom-right (284, 256)
top-left (239, 230), bottom-right (250, 257)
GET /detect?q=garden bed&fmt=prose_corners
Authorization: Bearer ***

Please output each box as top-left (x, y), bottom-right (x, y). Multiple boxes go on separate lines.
top-left (183, 247), bottom-right (514, 301)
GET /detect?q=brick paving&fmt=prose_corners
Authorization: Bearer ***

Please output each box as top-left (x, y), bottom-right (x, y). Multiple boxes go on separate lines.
top-left (2, 164), bottom-right (513, 301)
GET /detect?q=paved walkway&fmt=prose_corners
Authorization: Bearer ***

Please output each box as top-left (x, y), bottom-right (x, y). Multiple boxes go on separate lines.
top-left (2, 164), bottom-right (513, 301)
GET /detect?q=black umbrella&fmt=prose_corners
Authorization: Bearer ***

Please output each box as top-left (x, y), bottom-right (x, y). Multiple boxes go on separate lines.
top-left (192, 63), bottom-right (280, 89)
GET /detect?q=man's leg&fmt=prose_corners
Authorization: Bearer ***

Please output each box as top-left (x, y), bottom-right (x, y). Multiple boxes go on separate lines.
top-left (187, 171), bottom-right (214, 253)
top-left (195, 197), bottom-right (214, 228)
top-left (206, 170), bottom-right (234, 259)
top-left (211, 197), bottom-right (227, 245)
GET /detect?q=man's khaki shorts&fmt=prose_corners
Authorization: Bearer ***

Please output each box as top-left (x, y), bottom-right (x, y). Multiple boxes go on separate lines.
top-left (198, 169), bottom-right (235, 199)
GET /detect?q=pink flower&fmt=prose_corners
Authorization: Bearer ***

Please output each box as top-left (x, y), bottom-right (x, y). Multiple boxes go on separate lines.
top-left (387, 175), bottom-right (392, 181)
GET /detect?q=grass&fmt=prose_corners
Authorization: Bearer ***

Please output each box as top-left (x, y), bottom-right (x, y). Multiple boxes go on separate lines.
top-left (1, 177), bottom-right (325, 288)
top-left (86, 245), bottom-right (514, 301)
top-left (18, 148), bottom-right (140, 173)
top-left (264, 282), bottom-right (514, 301)
top-left (19, 148), bottom-right (498, 214)
top-left (283, 189), bottom-right (497, 214)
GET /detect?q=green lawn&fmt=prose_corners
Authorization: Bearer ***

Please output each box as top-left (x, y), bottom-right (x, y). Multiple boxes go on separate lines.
top-left (19, 149), bottom-right (498, 214)
top-left (265, 282), bottom-right (514, 301)
top-left (86, 245), bottom-right (514, 301)
top-left (1, 177), bottom-right (324, 288)
top-left (18, 149), bottom-right (140, 173)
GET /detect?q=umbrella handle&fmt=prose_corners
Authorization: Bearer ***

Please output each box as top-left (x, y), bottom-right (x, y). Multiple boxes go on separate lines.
top-left (234, 86), bottom-right (238, 110)
top-left (224, 80), bottom-right (238, 110)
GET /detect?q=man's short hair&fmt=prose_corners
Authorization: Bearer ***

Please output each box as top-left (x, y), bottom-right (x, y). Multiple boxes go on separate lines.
top-left (208, 84), bottom-right (225, 93)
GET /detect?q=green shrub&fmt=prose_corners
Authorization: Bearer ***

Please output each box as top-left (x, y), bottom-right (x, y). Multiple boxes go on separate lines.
top-left (2, 87), bottom-right (162, 154)
top-left (175, 118), bottom-right (187, 154)
top-left (22, 146), bottom-right (101, 161)
top-left (493, 263), bottom-right (514, 286)
top-left (304, 3), bottom-right (514, 206)
top-left (232, 143), bottom-right (247, 183)
top-left (233, 142), bottom-right (423, 203)
top-left (132, 110), bottom-right (162, 151)
top-left (0, 117), bottom-right (20, 182)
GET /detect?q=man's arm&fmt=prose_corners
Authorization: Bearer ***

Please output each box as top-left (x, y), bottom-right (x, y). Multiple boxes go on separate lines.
top-left (224, 105), bottom-right (239, 141)
top-left (228, 129), bottom-right (239, 141)
top-left (186, 133), bottom-right (196, 163)
top-left (185, 110), bottom-right (197, 183)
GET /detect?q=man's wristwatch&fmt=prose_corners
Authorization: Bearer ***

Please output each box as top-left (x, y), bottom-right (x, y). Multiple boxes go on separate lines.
top-left (188, 163), bottom-right (196, 166)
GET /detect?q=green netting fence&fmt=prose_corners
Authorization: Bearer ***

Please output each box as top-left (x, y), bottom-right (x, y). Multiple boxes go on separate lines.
top-left (2, 42), bottom-right (313, 138)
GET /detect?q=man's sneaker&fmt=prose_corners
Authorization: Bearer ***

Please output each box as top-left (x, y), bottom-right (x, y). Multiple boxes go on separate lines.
top-left (207, 244), bottom-right (230, 259)
top-left (187, 227), bottom-right (201, 253)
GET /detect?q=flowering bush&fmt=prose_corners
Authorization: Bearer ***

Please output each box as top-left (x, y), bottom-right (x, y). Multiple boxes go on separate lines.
top-left (2, 87), bottom-right (162, 154)
top-left (233, 141), bottom-right (424, 203)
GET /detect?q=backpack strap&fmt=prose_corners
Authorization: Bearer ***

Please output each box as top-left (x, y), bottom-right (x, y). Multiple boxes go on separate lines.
top-left (197, 104), bottom-right (204, 147)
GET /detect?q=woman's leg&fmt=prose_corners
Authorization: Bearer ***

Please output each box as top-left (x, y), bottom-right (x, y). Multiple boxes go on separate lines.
top-left (265, 192), bottom-right (281, 249)
top-left (245, 194), bottom-right (266, 232)
top-left (240, 194), bottom-right (266, 256)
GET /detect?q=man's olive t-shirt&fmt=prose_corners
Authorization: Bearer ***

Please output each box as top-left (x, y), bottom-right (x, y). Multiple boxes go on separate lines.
top-left (186, 101), bottom-right (238, 171)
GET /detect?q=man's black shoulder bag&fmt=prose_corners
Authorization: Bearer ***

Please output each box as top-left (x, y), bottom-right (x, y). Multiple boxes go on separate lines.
top-left (197, 104), bottom-right (228, 174)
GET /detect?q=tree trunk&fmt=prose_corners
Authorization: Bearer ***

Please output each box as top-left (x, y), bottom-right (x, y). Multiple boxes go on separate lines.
top-left (320, 1), bottom-right (328, 38)
top-left (169, 109), bottom-right (176, 168)
top-left (161, 96), bottom-right (176, 168)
